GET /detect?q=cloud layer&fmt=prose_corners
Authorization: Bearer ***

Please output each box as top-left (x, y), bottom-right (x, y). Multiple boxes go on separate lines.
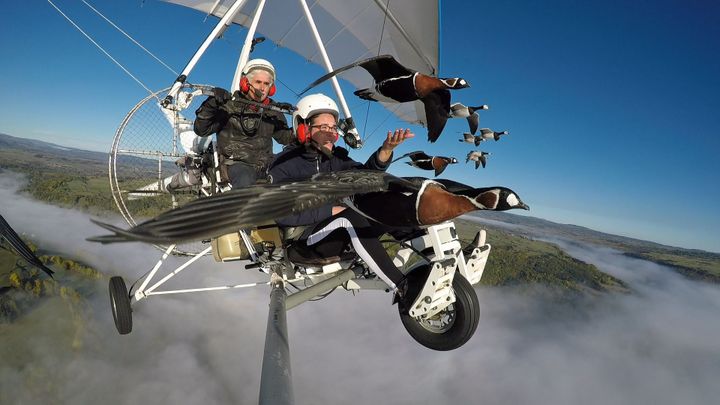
top-left (1, 172), bottom-right (719, 405)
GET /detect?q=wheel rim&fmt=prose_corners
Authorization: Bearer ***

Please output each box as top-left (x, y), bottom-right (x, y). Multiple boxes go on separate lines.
top-left (415, 302), bottom-right (457, 333)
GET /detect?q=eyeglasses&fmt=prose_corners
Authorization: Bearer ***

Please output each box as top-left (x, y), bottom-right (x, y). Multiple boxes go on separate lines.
top-left (310, 124), bottom-right (339, 133)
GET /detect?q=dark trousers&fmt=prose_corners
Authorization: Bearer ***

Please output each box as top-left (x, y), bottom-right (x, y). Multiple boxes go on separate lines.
top-left (304, 209), bottom-right (405, 288)
top-left (227, 162), bottom-right (259, 188)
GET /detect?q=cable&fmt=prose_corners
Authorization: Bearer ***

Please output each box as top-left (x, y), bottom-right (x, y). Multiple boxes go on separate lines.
top-left (361, 96), bottom-right (372, 139)
top-left (80, 0), bottom-right (179, 76)
top-left (377, 0), bottom-right (391, 57)
top-left (276, 76), bottom-right (301, 98)
top-left (46, 0), bottom-right (159, 100)
top-left (364, 104), bottom-right (402, 142)
top-left (362, 0), bottom-right (392, 140)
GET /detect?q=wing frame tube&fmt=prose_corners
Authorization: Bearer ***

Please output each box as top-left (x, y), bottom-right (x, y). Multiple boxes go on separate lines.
top-left (231, 0), bottom-right (268, 91)
top-left (371, 0), bottom-right (437, 75)
top-left (298, 0), bottom-right (363, 148)
top-left (162, 0), bottom-right (250, 107)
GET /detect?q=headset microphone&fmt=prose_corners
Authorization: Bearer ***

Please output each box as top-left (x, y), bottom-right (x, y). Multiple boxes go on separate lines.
top-left (244, 82), bottom-right (271, 105)
top-left (249, 85), bottom-right (264, 99)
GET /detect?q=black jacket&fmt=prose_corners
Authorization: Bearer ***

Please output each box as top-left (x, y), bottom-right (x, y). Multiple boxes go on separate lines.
top-left (194, 91), bottom-right (294, 170)
top-left (268, 143), bottom-right (391, 226)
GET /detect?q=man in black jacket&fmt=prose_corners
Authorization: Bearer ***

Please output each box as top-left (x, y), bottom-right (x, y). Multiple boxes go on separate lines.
top-left (194, 59), bottom-right (294, 188)
top-left (268, 93), bottom-right (414, 300)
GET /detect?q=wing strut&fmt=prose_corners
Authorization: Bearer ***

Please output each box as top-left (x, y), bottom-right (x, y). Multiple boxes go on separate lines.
top-left (231, 0), bottom-right (268, 91)
top-left (298, 0), bottom-right (363, 149)
top-left (371, 0), bottom-right (437, 75)
top-left (162, 0), bottom-right (250, 108)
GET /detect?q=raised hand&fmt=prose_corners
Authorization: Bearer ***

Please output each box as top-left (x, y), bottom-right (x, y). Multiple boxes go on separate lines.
top-left (382, 128), bottom-right (414, 151)
top-left (379, 128), bottom-right (414, 163)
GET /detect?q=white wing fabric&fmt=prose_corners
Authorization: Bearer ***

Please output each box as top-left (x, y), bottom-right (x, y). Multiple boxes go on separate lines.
top-left (162, 0), bottom-right (439, 128)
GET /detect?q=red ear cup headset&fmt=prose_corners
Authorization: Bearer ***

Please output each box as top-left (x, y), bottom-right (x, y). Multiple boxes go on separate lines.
top-left (240, 76), bottom-right (276, 97)
top-left (240, 76), bottom-right (249, 93)
top-left (296, 123), bottom-right (309, 144)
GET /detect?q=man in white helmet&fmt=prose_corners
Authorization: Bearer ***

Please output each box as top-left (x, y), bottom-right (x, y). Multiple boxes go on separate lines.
top-left (194, 59), bottom-right (294, 188)
top-left (268, 93), bottom-right (416, 307)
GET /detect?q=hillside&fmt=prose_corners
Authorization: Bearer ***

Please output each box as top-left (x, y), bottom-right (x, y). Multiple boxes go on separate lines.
top-left (0, 133), bottom-right (115, 213)
top-left (466, 211), bottom-right (720, 283)
top-left (0, 132), bottom-right (179, 216)
top-left (453, 219), bottom-right (627, 293)
top-left (0, 239), bottom-right (102, 324)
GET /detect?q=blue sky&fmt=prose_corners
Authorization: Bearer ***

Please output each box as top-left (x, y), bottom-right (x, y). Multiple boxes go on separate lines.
top-left (1, 0), bottom-right (718, 252)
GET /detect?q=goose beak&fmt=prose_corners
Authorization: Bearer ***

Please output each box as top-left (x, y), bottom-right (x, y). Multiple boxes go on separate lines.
top-left (518, 202), bottom-right (530, 210)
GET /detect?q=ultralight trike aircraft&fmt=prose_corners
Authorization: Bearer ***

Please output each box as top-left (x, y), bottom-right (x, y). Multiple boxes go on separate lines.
top-left (78, 0), bottom-right (527, 403)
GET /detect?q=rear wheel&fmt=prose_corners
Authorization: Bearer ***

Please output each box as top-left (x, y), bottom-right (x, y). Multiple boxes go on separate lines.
top-left (399, 267), bottom-right (479, 351)
top-left (109, 276), bottom-right (132, 335)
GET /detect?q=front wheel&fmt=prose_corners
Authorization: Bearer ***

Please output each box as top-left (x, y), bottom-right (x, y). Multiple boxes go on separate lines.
top-left (109, 276), bottom-right (133, 335)
top-left (399, 268), bottom-right (479, 351)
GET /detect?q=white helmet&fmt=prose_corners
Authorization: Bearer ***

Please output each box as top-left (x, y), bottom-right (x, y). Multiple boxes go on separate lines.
top-left (293, 93), bottom-right (339, 136)
top-left (242, 58), bottom-right (275, 81)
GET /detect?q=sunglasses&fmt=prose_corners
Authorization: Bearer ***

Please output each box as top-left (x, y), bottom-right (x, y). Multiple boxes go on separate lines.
top-left (309, 124), bottom-right (339, 133)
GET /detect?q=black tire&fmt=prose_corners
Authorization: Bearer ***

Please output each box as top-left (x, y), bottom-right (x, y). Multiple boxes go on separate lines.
top-left (109, 276), bottom-right (133, 335)
top-left (399, 268), bottom-right (479, 351)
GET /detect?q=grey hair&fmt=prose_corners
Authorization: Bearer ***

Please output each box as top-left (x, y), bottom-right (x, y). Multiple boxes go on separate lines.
top-left (245, 68), bottom-right (274, 84)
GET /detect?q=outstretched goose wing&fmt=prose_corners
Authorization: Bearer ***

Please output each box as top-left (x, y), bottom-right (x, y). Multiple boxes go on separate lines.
top-left (88, 171), bottom-right (413, 245)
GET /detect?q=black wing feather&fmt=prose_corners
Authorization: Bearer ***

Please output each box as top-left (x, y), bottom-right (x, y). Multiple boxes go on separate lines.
top-left (391, 150), bottom-right (430, 163)
top-left (430, 179), bottom-right (472, 193)
top-left (88, 171), bottom-right (416, 245)
top-left (407, 151), bottom-right (433, 162)
top-left (359, 55), bottom-right (414, 81)
top-left (423, 89), bottom-right (451, 142)
top-left (299, 55), bottom-right (412, 95)
top-left (0, 214), bottom-right (54, 277)
top-left (467, 113), bottom-right (479, 135)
